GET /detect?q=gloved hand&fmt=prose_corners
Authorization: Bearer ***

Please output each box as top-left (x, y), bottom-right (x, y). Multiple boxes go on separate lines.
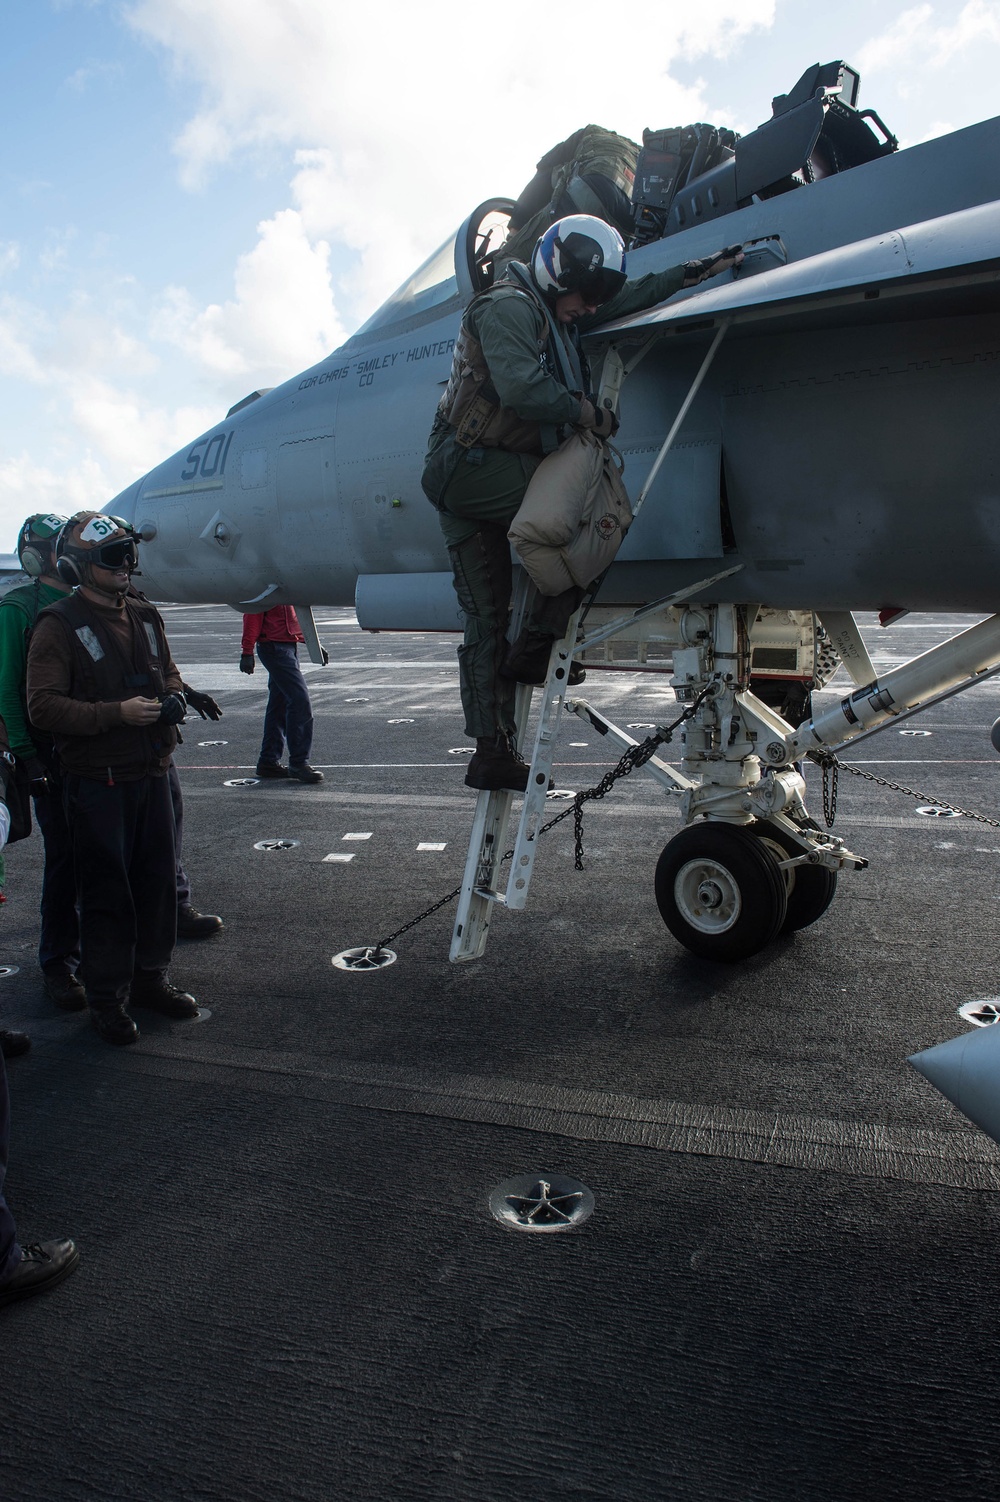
top-left (239, 654), bottom-right (255, 675)
top-left (682, 244), bottom-right (744, 286)
top-left (578, 397), bottom-right (620, 440)
top-left (320, 647), bottom-right (330, 666)
top-left (157, 692), bottom-right (187, 725)
top-left (19, 755), bottom-right (49, 792)
top-left (182, 684), bottom-right (222, 720)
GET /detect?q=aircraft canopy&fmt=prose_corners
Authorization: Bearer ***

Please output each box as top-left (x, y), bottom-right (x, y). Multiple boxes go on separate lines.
top-left (354, 234), bottom-right (458, 337)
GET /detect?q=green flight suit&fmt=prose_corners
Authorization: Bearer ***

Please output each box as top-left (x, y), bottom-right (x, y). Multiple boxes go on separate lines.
top-left (422, 263), bottom-right (686, 740)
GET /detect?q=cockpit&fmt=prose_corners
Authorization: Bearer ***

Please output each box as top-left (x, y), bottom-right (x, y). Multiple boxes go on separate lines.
top-left (352, 61), bottom-right (895, 340)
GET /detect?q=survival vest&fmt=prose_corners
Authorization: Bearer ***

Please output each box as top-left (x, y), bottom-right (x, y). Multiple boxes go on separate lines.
top-left (34, 591), bottom-right (178, 779)
top-left (436, 265), bottom-right (587, 456)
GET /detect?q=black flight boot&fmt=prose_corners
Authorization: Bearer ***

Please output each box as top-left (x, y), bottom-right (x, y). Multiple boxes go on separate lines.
top-left (500, 629), bottom-right (554, 685)
top-left (501, 629), bottom-right (587, 687)
top-left (464, 735), bottom-right (531, 793)
top-left (130, 970), bottom-right (199, 1019)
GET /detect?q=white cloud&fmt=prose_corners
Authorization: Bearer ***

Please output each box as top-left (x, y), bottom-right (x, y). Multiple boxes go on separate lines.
top-left (0, 454), bottom-right (112, 552)
top-left (4, 0), bottom-right (781, 548)
top-left (152, 206), bottom-right (346, 378)
top-left (0, 289), bottom-right (219, 546)
top-left (125, 0), bottom-right (776, 316)
top-left (65, 59), bottom-right (124, 92)
top-left (0, 300), bottom-right (48, 382)
top-left (858, 0), bottom-right (1000, 74)
top-left (67, 378), bottom-right (218, 476)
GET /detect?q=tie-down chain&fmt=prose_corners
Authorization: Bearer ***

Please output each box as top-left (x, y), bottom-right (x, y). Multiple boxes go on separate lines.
top-left (362, 691), bottom-right (711, 962)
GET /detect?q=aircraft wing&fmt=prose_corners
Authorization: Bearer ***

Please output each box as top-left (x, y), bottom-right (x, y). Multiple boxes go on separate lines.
top-left (591, 200), bottom-right (1000, 343)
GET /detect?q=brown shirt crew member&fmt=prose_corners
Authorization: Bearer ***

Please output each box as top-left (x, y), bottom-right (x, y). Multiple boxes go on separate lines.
top-left (25, 511), bottom-right (199, 1045)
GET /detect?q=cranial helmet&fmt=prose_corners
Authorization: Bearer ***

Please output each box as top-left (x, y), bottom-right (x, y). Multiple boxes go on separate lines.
top-left (55, 511), bottom-right (139, 589)
top-left (16, 514), bottom-right (69, 578)
top-left (531, 214), bottom-right (627, 305)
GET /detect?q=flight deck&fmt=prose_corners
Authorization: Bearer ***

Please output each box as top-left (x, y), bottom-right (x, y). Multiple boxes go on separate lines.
top-left (2, 607), bottom-right (1000, 1501)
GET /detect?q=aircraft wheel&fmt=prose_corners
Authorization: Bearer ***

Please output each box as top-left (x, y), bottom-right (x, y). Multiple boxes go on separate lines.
top-left (654, 823), bottom-right (787, 961)
top-left (749, 823), bottom-right (838, 933)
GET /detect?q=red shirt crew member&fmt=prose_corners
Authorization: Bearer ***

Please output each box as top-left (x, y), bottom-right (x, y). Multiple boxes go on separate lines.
top-left (239, 606), bottom-right (325, 784)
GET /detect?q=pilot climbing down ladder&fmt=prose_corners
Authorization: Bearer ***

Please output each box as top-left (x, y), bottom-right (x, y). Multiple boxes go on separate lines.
top-left (422, 212), bottom-right (742, 792)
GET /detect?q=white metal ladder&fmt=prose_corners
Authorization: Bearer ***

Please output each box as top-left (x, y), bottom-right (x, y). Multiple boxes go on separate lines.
top-left (449, 576), bottom-right (582, 962)
top-left (448, 566), bottom-right (744, 962)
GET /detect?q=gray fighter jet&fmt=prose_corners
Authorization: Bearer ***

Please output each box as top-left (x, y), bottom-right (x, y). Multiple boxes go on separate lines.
top-left (105, 62), bottom-right (1000, 965)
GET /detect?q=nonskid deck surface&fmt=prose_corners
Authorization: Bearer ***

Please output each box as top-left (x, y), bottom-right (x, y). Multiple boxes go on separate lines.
top-left (3, 608), bottom-right (1000, 1502)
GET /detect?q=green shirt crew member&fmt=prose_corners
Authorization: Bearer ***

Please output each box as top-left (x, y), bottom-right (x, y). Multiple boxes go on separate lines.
top-left (422, 213), bottom-right (742, 791)
top-left (0, 514), bottom-right (90, 1012)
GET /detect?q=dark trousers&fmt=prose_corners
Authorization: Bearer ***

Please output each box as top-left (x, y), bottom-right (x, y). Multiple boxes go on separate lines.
top-left (168, 760), bottom-right (191, 907)
top-left (436, 447), bottom-right (581, 739)
top-left (63, 773), bottom-right (177, 1007)
top-left (32, 770), bottom-right (81, 972)
top-left (256, 641), bottom-right (314, 767)
top-left (0, 1055), bottom-right (21, 1282)
top-left (32, 762), bottom-right (190, 974)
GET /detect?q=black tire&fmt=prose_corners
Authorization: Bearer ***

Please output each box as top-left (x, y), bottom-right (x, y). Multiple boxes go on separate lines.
top-left (749, 822), bottom-right (838, 933)
top-left (654, 822), bottom-right (787, 962)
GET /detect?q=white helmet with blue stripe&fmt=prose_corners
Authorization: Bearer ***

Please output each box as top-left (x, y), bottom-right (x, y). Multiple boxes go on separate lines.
top-left (531, 214), bottom-right (627, 305)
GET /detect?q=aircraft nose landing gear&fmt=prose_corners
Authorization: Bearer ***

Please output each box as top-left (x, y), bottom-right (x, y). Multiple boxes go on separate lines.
top-left (655, 823), bottom-right (788, 961)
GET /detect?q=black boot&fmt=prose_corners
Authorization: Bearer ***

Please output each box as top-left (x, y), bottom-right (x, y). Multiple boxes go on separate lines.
top-left (500, 629), bottom-right (555, 685)
top-left (0, 1029), bottom-right (31, 1060)
top-left (130, 970), bottom-right (199, 1019)
top-left (465, 735), bottom-right (531, 793)
top-left (0, 1239), bottom-right (80, 1306)
top-left (501, 630), bottom-right (587, 687)
top-left (176, 903), bottom-right (223, 939)
top-left (42, 961), bottom-right (88, 1012)
top-left (89, 1004), bottom-right (139, 1046)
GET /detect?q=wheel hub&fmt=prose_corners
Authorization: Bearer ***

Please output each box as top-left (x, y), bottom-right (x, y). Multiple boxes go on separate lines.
top-left (675, 858), bottom-right (742, 934)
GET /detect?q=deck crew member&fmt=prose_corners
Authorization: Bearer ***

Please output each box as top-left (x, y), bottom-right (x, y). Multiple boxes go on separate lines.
top-left (0, 516), bottom-right (222, 1013)
top-left (239, 605), bottom-right (326, 784)
top-left (26, 512), bottom-right (199, 1046)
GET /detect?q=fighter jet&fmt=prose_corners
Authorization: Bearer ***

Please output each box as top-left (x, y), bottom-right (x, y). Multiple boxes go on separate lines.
top-left (105, 62), bottom-right (1000, 963)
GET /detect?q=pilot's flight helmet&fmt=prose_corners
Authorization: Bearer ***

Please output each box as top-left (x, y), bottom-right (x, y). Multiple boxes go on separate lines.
top-left (16, 514), bottom-right (70, 579)
top-left (532, 214), bottom-right (627, 305)
top-left (55, 511), bottom-right (139, 589)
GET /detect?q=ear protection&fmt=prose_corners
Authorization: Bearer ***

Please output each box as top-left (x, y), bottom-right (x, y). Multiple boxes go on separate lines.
top-left (55, 554), bottom-right (84, 587)
top-left (17, 514), bottom-right (67, 579)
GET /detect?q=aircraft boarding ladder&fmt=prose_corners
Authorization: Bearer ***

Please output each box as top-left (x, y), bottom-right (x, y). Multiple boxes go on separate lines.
top-left (448, 568), bottom-right (740, 962)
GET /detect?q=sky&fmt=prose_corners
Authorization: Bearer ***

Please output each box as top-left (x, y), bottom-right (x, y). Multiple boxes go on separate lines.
top-left (2, 0), bottom-right (1000, 550)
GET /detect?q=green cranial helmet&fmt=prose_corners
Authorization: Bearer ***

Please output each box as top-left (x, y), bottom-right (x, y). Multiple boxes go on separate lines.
top-left (16, 514), bottom-right (70, 579)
